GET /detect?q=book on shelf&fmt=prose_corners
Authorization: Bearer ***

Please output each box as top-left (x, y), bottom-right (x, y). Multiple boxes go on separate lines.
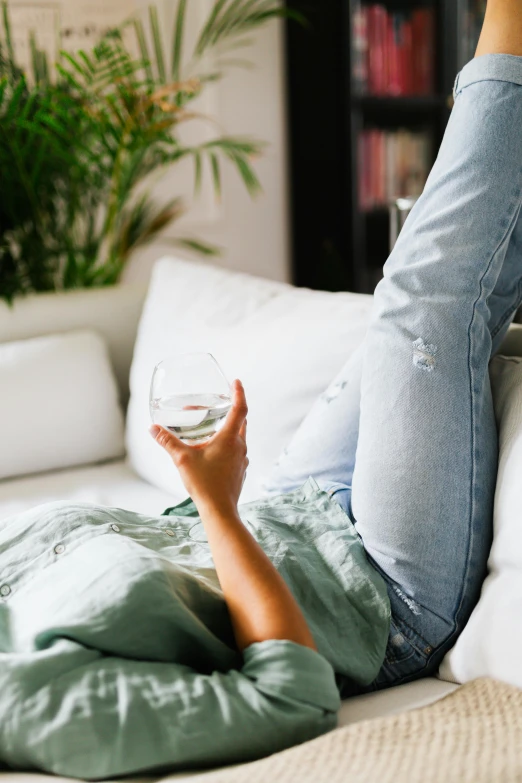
top-left (460, 0), bottom-right (486, 68)
top-left (358, 128), bottom-right (431, 212)
top-left (352, 2), bottom-right (435, 97)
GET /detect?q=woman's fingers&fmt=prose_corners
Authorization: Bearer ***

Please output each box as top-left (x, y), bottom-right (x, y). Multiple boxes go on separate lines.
top-left (223, 380), bottom-right (248, 435)
top-left (149, 425), bottom-right (189, 463)
top-left (239, 418), bottom-right (247, 442)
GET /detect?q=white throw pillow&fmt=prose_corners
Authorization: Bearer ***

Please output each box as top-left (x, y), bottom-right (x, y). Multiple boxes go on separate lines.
top-left (439, 355), bottom-right (522, 688)
top-left (0, 330), bottom-right (125, 480)
top-left (127, 257), bottom-right (374, 501)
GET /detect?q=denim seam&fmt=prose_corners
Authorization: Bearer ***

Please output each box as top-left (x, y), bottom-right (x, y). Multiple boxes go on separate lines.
top-left (490, 273), bottom-right (522, 341)
top-left (384, 649), bottom-right (416, 666)
top-left (453, 176), bottom-right (522, 644)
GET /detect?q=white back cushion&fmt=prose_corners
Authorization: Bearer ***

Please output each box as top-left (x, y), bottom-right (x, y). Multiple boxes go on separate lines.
top-left (439, 356), bottom-right (522, 687)
top-left (127, 258), bottom-right (373, 501)
top-left (0, 286), bottom-right (146, 405)
top-left (0, 330), bottom-right (125, 480)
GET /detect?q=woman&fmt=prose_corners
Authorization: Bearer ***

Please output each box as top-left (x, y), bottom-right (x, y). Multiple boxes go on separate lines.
top-left (1, 1), bottom-right (521, 777)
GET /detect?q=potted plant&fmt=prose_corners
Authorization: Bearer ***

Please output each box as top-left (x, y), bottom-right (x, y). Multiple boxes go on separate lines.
top-left (0, 0), bottom-right (299, 305)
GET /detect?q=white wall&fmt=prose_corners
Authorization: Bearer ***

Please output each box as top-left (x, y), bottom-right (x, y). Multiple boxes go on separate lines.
top-left (7, 0), bottom-right (291, 284)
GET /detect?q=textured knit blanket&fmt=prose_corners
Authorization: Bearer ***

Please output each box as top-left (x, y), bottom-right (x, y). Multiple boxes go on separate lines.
top-left (183, 678), bottom-right (522, 783)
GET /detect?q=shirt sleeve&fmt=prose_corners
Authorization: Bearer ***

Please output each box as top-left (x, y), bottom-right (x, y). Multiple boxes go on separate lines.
top-left (1, 639), bottom-right (340, 780)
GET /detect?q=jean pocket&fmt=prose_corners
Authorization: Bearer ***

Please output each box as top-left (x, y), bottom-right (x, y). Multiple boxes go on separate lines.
top-left (372, 618), bottom-right (431, 690)
top-left (384, 620), bottom-right (417, 666)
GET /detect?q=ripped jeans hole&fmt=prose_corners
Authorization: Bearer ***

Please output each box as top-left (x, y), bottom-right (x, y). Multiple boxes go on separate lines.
top-left (412, 338), bottom-right (437, 372)
top-left (321, 380), bottom-right (348, 404)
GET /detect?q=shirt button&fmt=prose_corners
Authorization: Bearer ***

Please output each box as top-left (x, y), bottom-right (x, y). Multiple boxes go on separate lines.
top-left (54, 544), bottom-right (65, 555)
top-left (165, 529), bottom-right (175, 537)
top-left (0, 584), bottom-right (10, 597)
top-left (111, 524), bottom-right (121, 533)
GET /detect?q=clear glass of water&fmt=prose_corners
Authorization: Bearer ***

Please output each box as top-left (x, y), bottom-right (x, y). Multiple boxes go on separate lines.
top-left (149, 353), bottom-right (232, 444)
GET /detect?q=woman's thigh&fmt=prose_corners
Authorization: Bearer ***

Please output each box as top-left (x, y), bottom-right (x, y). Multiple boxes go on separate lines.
top-left (352, 55), bottom-right (522, 673)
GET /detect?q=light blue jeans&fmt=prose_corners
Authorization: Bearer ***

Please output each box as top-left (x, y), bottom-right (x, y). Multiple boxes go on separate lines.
top-left (264, 55), bottom-right (522, 693)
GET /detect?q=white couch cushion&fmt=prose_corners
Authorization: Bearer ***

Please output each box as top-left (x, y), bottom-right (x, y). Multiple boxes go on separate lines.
top-left (0, 330), bottom-right (125, 481)
top-left (439, 355), bottom-right (522, 688)
top-left (0, 460), bottom-right (179, 521)
top-left (127, 257), bottom-right (373, 502)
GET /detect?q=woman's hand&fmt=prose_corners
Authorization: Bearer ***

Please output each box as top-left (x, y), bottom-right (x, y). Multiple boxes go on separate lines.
top-left (151, 378), bottom-right (316, 652)
top-left (149, 379), bottom-right (249, 517)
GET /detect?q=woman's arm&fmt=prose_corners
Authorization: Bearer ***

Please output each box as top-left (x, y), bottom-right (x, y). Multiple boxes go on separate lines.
top-left (150, 380), bottom-right (316, 653)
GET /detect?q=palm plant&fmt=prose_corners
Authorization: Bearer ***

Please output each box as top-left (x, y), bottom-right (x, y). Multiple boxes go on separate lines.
top-left (0, 1), bottom-right (300, 302)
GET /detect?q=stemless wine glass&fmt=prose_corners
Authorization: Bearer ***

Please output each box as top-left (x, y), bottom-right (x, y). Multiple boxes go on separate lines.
top-left (149, 353), bottom-right (232, 444)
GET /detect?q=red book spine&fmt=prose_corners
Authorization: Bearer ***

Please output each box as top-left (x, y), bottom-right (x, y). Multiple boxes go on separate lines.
top-left (377, 6), bottom-right (389, 95)
top-left (388, 14), bottom-right (402, 96)
top-left (367, 7), bottom-right (378, 94)
top-left (358, 132), bottom-right (367, 210)
top-left (397, 18), bottom-right (407, 95)
top-left (412, 9), bottom-right (435, 95)
top-left (402, 19), bottom-right (413, 95)
top-left (411, 10), bottom-right (422, 94)
top-left (352, 5), bottom-right (369, 93)
top-left (367, 131), bottom-right (373, 208)
top-left (370, 130), bottom-right (379, 208)
top-left (422, 9), bottom-right (435, 95)
top-left (368, 5), bottom-right (388, 95)
top-left (379, 131), bottom-right (386, 205)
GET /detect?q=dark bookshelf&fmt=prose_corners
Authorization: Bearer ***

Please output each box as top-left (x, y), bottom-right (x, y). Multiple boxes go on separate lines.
top-left (285, 1), bottom-right (486, 293)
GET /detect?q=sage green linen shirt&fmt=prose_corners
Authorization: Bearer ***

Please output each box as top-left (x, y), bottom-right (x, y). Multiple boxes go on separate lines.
top-left (0, 478), bottom-right (390, 780)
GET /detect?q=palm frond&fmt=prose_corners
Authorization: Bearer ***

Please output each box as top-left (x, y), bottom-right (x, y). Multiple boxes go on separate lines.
top-left (171, 237), bottom-right (221, 256)
top-left (149, 5), bottom-right (166, 83)
top-left (3, 78), bottom-right (27, 121)
top-left (209, 152), bottom-right (221, 199)
top-left (196, 0), bottom-right (229, 56)
top-left (1, 1), bottom-right (15, 67)
top-left (117, 196), bottom-right (184, 254)
top-left (193, 150), bottom-right (202, 195)
top-left (0, 0), bottom-right (293, 302)
top-left (131, 18), bottom-right (154, 82)
top-left (171, 0), bottom-right (187, 82)
top-left (195, 0), bottom-right (304, 57)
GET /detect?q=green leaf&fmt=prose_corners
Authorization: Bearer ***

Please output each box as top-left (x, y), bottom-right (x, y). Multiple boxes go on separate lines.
top-left (39, 51), bottom-right (50, 84)
top-left (172, 0), bottom-right (187, 82)
top-left (194, 1), bottom-right (302, 58)
top-left (174, 237), bottom-right (221, 256)
top-left (195, 0), bottom-right (229, 57)
top-left (230, 151), bottom-right (261, 194)
top-left (55, 63), bottom-right (83, 91)
top-left (149, 5), bottom-right (166, 83)
top-left (1, 1), bottom-right (15, 67)
top-left (115, 195), bottom-right (184, 257)
top-left (213, 0), bottom-right (252, 44)
top-left (193, 150), bottom-right (202, 194)
top-left (4, 79), bottom-right (26, 122)
top-left (209, 152), bottom-right (221, 198)
top-left (77, 50), bottom-right (96, 75)
top-left (30, 31), bottom-right (39, 84)
top-left (132, 18), bottom-right (154, 82)
top-left (61, 51), bottom-right (92, 82)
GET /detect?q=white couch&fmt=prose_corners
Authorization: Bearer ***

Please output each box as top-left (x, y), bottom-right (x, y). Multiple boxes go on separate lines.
top-left (2, 257), bottom-right (522, 782)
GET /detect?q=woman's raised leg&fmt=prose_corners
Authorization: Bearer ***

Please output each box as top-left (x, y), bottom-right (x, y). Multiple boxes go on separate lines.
top-left (351, 6), bottom-right (522, 685)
